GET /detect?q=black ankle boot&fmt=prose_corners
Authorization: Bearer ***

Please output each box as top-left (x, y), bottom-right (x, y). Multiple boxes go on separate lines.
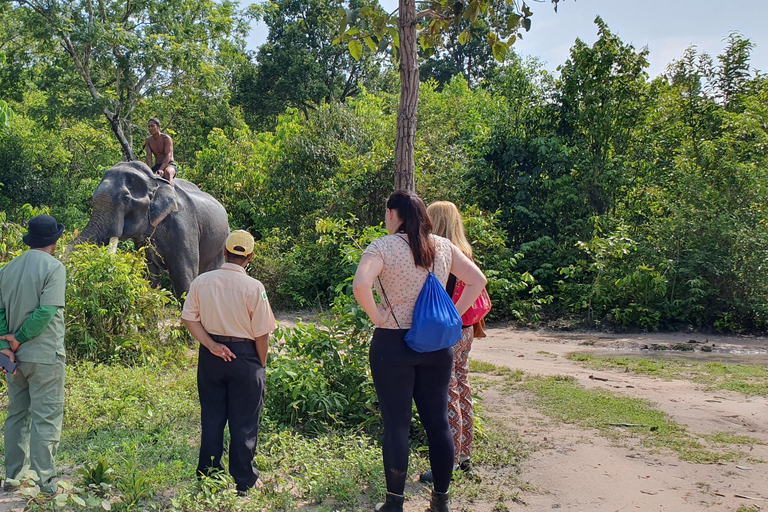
top-left (375, 492), bottom-right (404, 512)
top-left (428, 490), bottom-right (450, 512)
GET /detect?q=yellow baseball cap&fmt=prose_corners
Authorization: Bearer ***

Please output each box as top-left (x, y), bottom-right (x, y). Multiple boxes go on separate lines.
top-left (226, 230), bottom-right (254, 256)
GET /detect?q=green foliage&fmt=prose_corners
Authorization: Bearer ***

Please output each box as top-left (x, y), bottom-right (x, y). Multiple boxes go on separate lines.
top-left (337, 0), bottom-right (563, 62)
top-left (76, 455), bottom-right (114, 487)
top-left (9, 0), bottom-right (251, 159)
top-left (232, 0), bottom-right (385, 131)
top-left (461, 206), bottom-right (552, 323)
top-left (265, 300), bottom-right (377, 431)
top-left (0, 99), bottom-right (14, 129)
top-left (0, 212), bottom-right (25, 263)
top-left (64, 245), bottom-right (187, 364)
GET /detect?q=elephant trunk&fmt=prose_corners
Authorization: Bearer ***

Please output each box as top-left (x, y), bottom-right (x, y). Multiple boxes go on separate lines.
top-left (68, 208), bottom-right (123, 253)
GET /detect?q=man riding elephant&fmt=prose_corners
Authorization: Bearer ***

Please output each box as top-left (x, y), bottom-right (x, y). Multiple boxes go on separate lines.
top-left (145, 118), bottom-right (177, 185)
top-left (71, 161), bottom-right (229, 300)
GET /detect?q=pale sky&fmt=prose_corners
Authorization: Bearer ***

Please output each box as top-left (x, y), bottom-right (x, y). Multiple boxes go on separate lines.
top-left (245, 0), bottom-right (768, 78)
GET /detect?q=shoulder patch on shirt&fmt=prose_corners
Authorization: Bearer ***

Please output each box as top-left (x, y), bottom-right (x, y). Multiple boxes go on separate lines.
top-left (262, 291), bottom-right (268, 301)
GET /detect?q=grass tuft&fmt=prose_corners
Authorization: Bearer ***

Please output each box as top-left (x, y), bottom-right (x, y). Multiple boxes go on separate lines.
top-left (522, 375), bottom-right (740, 463)
top-left (567, 354), bottom-right (768, 397)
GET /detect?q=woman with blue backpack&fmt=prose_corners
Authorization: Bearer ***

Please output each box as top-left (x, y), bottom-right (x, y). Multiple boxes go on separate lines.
top-left (353, 190), bottom-right (487, 512)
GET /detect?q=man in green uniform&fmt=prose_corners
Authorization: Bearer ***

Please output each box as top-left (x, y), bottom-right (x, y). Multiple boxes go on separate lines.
top-left (0, 214), bottom-right (66, 498)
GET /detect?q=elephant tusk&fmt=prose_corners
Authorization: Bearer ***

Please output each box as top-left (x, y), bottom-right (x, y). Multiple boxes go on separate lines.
top-left (108, 237), bottom-right (119, 253)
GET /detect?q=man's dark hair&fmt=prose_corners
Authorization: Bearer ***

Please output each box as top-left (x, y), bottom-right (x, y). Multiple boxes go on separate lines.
top-left (149, 117), bottom-right (161, 127)
top-left (225, 250), bottom-right (250, 265)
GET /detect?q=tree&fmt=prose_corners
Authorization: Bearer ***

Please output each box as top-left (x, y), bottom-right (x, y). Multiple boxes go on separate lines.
top-left (556, 16), bottom-right (650, 215)
top-left (232, 0), bottom-right (383, 132)
top-left (419, 19), bottom-right (499, 89)
top-left (10, 0), bottom-right (249, 161)
top-left (337, 0), bottom-right (565, 190)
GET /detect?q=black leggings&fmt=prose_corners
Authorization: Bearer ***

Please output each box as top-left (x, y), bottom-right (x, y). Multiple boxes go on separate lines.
top-left (369, 328), bottom-right (455, 494)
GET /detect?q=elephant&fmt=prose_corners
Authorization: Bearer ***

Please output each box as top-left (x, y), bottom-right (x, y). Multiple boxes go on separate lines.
top-left (71, 161), bottom-right (229, 299)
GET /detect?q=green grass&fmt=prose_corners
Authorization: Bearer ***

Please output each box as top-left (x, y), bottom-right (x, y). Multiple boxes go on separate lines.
top-left (520, 375), bottom-right (740, 463)
top-left (567, 354), bottom-right (768, 396)
top-left (704, 432), bottom-right (764, 445)
top-left (0, 354), bottom-right (531, 511)
top-left (470, 359), bottom-right (524, 381)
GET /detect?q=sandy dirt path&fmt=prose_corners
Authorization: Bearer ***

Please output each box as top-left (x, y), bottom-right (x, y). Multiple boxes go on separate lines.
top-left (465, 326), bottom-right (768, 512)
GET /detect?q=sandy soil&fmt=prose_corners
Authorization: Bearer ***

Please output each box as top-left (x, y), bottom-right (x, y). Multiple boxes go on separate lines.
top-left (454, 326), bottom-right (768, 512)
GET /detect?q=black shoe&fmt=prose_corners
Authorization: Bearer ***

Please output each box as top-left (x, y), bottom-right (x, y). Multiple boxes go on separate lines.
top-left (428, 490), bottom-right (450, 512)
top-left (374, 492), bottom-right (404, 511)
top-left (458, 459), bottom-right (472, 473)
top-left (419, 470), bottom-right (434, 483)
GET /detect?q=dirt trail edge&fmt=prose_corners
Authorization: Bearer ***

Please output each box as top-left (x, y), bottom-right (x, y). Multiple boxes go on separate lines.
top-left (470, 326), bottom-right (768, 512)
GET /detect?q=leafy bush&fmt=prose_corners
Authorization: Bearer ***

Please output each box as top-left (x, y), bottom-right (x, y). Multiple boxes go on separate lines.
top-left (265, 296), bottom-right (377, 431)
top-left (64, 244), bottom-right (188, 364)
top-left (462, 207), bottom-right (553, 324)
top-left (0, 212), bottom-right (24, 264)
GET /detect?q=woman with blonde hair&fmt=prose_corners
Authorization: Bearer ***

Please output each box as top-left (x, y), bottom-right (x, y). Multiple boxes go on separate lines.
top-left (353, 190), bottom-right (486, 512)
top-left (421, 201), bottom-right (481, 482)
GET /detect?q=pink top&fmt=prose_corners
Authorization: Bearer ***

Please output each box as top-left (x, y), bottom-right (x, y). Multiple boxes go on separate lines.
top-left (363, 234), bottom-right (453, 329)
top-left (181, 263), bottom-right (276, 339)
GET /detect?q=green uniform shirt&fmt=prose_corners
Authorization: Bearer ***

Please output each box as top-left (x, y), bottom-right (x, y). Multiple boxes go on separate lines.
top-left (0, 249), bottom-right (66, 363)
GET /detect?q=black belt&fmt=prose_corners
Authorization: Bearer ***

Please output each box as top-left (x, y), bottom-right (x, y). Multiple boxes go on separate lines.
top-left (210, 334), bottom-right (254, 343)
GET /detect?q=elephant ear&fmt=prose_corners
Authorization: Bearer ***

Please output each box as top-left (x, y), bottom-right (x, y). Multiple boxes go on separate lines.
top-left (149, 183), bottom-right (179, 227)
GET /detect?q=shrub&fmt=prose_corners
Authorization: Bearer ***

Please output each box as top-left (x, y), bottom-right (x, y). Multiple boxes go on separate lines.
top-left (64, 244), bottom-right (188, 364)
top-left (264, 291), bottom-right (377, 431)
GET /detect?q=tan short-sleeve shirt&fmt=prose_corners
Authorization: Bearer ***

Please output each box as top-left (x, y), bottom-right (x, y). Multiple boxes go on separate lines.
top-left (363, 234), bottom-right (453, 329)
top-left (181, 263), bottom-right (276, 339)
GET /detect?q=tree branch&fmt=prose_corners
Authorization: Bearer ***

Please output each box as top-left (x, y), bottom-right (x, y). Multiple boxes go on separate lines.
top-left (415, 9), bottom-right (453, 22)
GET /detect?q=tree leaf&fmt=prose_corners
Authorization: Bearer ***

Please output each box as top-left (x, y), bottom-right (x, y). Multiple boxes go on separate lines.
top-left (523, 17), bottom-right (532, 32)
top-left (363, 36), bottom-right (377, 52)
top-left (348, 40), bottom-right (362, 61)
top-left (387, 26), bottom-right (400, 48)
top-left (492, 42), bottom-right (507, 61)
top-left (506, 13), bottom-right (521, 30)
top-left (458, 28), bottom-right (469, 45)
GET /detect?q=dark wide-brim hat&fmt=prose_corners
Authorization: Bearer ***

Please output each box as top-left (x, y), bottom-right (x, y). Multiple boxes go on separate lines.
top-left (23, 214), bottom-right (65, 248)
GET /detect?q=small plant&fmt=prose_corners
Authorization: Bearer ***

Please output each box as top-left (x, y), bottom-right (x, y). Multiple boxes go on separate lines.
top-left (77, 454), bottom-right (114, 487)
top-left (116, 460), bottom-right (152, 510)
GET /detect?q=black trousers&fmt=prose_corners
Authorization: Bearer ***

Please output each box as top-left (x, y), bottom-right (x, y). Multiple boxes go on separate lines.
top-left (369, 328), bottom-right (455, 494)
top-left (197, 341), bottom-right (265, 491)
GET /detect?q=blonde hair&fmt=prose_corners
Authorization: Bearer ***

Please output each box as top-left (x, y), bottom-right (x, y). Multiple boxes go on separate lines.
top-left (427, 201), bottom-right (473, 259)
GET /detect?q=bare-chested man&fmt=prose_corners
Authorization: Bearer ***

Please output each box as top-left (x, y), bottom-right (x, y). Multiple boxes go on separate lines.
top-left (145, 118), bottom-right (177, 185)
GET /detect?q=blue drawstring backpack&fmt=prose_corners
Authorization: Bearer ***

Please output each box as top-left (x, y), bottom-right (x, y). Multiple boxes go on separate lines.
top-left (404, 270), bottom-right (463, 353)
top-left (378, 235), bottom-right (462, 352)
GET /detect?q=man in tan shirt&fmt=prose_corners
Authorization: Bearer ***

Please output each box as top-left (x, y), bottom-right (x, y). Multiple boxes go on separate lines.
top-left (181, 230), bottom-right (275, 495)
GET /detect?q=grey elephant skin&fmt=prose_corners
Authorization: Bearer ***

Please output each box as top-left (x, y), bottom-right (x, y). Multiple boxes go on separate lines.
top-left (72, 161), bottom-right (229, 299)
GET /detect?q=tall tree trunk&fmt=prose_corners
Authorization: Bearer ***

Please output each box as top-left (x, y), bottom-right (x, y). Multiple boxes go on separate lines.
top-left (394, 0), bottom-right (418, 192)
top-left (105, 109), bottom-right (135, 161)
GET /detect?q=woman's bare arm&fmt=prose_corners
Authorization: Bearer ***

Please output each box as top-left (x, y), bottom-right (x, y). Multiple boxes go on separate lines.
top-left (450, 245), bottom-right (487, 315)
top-left (353, 253), bottom-right (387, 326)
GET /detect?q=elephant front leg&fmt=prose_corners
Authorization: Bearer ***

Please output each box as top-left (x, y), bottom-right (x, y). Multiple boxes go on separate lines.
top-left (168, 251), bottom-right (199, 301)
